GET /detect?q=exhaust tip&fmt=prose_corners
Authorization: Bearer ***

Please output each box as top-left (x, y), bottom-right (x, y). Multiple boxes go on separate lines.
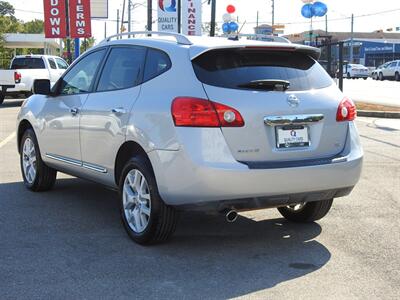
top-left (225, 210), bottom-right (238, 223)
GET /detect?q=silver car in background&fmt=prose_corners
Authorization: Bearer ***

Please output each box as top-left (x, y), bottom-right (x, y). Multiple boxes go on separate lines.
top-left (16, 32), bottom-right (363, 245)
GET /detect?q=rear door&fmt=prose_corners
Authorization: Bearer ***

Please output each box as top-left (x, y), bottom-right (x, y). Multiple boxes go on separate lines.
top-left (47, 57), bottom-right (60, 85)
top-left (192, 48), bottom-right (348, 163)
top-left (79, 46), bottom-right (146, 181)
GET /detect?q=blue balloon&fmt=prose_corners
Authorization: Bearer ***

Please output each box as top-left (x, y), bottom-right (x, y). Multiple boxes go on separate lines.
top-left (229, 22), bottom-right (239, 32)
top-left (222, 22), bottom-right (230, 33)
top-left (301, 3), bottom-right (314, 19)
top-left (312, 2), bottom-right (328, 17)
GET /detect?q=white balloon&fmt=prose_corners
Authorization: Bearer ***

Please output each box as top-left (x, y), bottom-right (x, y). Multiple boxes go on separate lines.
top-left (222, 13), bottom-right (232, 23)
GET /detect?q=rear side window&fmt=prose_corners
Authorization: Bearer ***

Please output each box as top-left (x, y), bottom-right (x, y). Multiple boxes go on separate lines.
top-left (143, 48), bottom-right (171, 82)
top-left (48, 58), bottom-right (57, 69)
top-left (192, 49), bottom-right (333, 91)
top-left (97, 47), bottom-right (146, 92)
top-left (11, 57), bottom-right (45, 69)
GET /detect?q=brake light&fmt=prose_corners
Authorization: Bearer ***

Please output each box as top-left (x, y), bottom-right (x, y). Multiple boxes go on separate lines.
top-left (171, 97), bottom-right (244, 127)
top-left (336, 97), bottom-right (356, 122)
top-left (14, 72), bottom-right (21, 84)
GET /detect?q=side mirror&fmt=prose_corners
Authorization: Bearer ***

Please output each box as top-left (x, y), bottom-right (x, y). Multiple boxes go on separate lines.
top-left (33, 79), bottom-right (51, 95)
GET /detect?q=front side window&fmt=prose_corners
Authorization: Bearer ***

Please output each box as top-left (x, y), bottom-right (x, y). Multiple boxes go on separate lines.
top-left (48, 58), bottom-right (57, 69)
top-left (389, 62), bottom-right (397, 68)
top-left (56, 58), bottom-right (69, 69)
top-left (97, 47), bottom-right (146, 92)
top-left (60, 49), bottom-right (106, 95)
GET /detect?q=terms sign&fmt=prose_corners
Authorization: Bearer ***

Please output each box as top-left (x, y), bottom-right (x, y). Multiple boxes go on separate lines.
top-left (69, 0), bottom-right (92, 38)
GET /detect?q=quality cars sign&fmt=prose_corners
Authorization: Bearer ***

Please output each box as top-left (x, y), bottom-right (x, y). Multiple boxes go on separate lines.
top-left (158, 0), bottom-right (178, 32)
top-left (43, 0), bottom-right (67, 38)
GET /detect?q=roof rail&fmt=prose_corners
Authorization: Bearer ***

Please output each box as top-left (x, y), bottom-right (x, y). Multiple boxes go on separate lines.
top-left (100, 31), bottom-right (193, 45)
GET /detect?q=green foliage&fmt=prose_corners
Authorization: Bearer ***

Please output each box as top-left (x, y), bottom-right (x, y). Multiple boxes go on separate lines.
top-left (22, 19), bottom-right (44, 34)
top-left (0, 1), bottom-right (14, 16)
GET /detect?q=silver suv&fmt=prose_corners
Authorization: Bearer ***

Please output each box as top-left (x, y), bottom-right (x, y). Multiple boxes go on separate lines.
top-left (17, 32), bottom-right (363, 245)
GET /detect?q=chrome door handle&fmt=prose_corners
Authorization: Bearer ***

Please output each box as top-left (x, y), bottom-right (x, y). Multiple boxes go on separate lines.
top-left (70, 107), bottom-right (79, 116)
top-left (111, 108), bottom-right (127, 115)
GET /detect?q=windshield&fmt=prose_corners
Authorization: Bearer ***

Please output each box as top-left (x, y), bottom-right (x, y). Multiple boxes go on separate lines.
top-left (192, 49), bottom-right (333, 92)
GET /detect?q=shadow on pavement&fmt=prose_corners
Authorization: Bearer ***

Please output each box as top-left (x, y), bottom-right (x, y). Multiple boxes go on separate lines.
top-left (0, 99), bottom-right (24, 108)
top-left (0, 178), bottom-right (331, 298)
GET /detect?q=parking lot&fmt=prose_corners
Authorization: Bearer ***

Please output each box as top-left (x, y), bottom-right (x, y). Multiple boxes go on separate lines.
top-left (343, 78), bottom-right (400, 107)
top-left (0, 99), bottom-right (399, 299)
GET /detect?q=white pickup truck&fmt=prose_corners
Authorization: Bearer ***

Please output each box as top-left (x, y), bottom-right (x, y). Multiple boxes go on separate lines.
top-left (0, 55), bottom-right (68, 105)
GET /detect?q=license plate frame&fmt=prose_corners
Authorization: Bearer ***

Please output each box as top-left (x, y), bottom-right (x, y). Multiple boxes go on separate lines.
top-left (275, 125), bottom-right (310, 149)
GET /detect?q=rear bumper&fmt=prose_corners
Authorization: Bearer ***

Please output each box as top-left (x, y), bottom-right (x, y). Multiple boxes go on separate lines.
top-left (6, 83), bottom-right (28, 93)
top-left (148, 122), bottom-right (363, 208)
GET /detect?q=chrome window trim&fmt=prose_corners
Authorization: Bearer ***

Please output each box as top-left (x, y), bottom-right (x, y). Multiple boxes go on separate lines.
top-left (264, 114), bottom-right (324, 126)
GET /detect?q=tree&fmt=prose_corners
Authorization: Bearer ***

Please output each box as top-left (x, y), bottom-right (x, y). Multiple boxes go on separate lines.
top-left (22, 19), bottom-right (44, 34)
top-left (0, 1), bottom-right (14, 16)
top-left (202, 22), bottom-right (221, 36)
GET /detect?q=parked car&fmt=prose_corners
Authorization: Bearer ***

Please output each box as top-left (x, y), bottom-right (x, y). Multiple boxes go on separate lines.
top-left (371, 62), bottom-right (389, 80)
top-left (0, 55), bottom-right (68, 105)
top-left (17, 32), bottom-right (363, 245)
top-left (375, 60), bottom-right (400, 81)
top-left (344, 64), bottom-right (369, 79)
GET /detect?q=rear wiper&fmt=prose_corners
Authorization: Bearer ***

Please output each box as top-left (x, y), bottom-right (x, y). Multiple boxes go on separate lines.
top-left (237, 79), bottom-right (290, 91)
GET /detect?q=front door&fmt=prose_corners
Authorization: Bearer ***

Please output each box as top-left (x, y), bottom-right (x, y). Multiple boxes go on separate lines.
top-left (40, 48), bottom-right (107, 171)
top-left (79, 46), bottom-right (147, 184)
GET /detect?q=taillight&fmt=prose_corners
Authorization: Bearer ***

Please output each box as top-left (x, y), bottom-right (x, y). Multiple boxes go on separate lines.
top-left (336, 97), bottom-right (356, 122)
top-left (171, 97), bottom-right (244, 127)
top-left (14, 72), bottom-right (21, 84)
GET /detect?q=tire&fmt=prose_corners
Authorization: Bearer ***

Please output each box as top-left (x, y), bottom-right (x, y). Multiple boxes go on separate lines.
top-left (363, 77), bottom-right (368, 80)
top-left (277, 199), bottom-right (333, 223)
top-left (379, 73), bottom-right (384, 81)
top-left (347, 72), bottom-right (351, 79)
top-left (20, 129), bottom-right (57, 191)
top-left (0, 92), bottom-right (4, 105)
top-left (395, 72), bottom-right (400, 82)
top-left (119, 156), bottom-right (178, 245)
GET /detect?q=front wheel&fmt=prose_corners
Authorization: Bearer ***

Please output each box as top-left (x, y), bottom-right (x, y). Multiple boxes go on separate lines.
top-left (379, 73), bottom-right (384, 81)
top-left (395, 72), bottom-right (400, 82)
top-left (277, 199), bottom-right (333, 223)
top-left (20, 129), bottom-right (57, 191)
top-left (119, 157), bottom-right (178, 245)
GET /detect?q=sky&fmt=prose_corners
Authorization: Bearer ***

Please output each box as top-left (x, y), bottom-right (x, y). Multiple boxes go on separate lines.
top-left (7, 0), bottom-right (400, 44)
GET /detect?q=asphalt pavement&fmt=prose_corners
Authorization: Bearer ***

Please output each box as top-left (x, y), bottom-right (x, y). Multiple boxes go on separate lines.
top-left (0, 99), bottom-right (399, 299)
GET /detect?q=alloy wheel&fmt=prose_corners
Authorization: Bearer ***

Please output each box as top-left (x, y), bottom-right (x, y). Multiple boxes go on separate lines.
top-left (122, 169), bottom-right (151, 233)
top-left (22, 137), bottom-right (37, 184)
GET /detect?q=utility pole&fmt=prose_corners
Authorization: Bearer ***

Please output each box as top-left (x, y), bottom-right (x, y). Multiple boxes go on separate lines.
top-left (349, 13), bottom-right (354, 63)
top-left (271, 0), bottom-right (275, 27)
top-left (121, 0), bottom-right (126, 37)
top-left (104, 22), bottom-right (107, 39)
top-left (117, 9), bottom-right (120, 36)
top-left (65, 0), bottom-right (71, 63)
top-left (128, 0), bottom-right (131, 37)
top-left (325, 14), bottom-right (328, 34)
top-left (256, 11), bottom-right (259, 28)
top-left (210, 0), bottom-right (216, 37)
top-left (178, 0), bottom-right (181, 33)
top-left (147, 0), bottom-right (152, 32)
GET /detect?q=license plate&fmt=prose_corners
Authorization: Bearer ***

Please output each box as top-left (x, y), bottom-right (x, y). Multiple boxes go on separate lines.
top-left (276, 126), bottom-right (310, 148)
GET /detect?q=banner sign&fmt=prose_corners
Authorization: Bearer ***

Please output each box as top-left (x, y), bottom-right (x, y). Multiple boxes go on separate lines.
top-left (43, 0), bottom-right (67, 38)
top-left (182, 0), bottom-right (202, 36)
top-left (69, 0), bottom-right (92, 38)
top-left (158, 0), bottom-right (178, 32)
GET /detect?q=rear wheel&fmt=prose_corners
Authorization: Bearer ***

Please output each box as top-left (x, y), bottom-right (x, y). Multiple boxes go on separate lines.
top-left (347, 72), bottom-right (351, 79)
top-left (20, 129), bottom-right (57, 191)
top-left (119, 157), bottom-right (178, 245)
top-left (363, 77), bottom-right (368, 80)
top-left (277, 199), bottom-right (333, 222)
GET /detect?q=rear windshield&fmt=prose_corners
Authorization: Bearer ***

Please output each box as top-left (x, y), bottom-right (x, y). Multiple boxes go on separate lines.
top-left (11, 57), bottom-right (45, 69)
top-left (192, 49), bottom-right (333, 91)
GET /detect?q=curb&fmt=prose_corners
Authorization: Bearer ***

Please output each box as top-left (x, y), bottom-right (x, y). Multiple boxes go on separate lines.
top-left (357, 110), bottom-right (400, 119)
